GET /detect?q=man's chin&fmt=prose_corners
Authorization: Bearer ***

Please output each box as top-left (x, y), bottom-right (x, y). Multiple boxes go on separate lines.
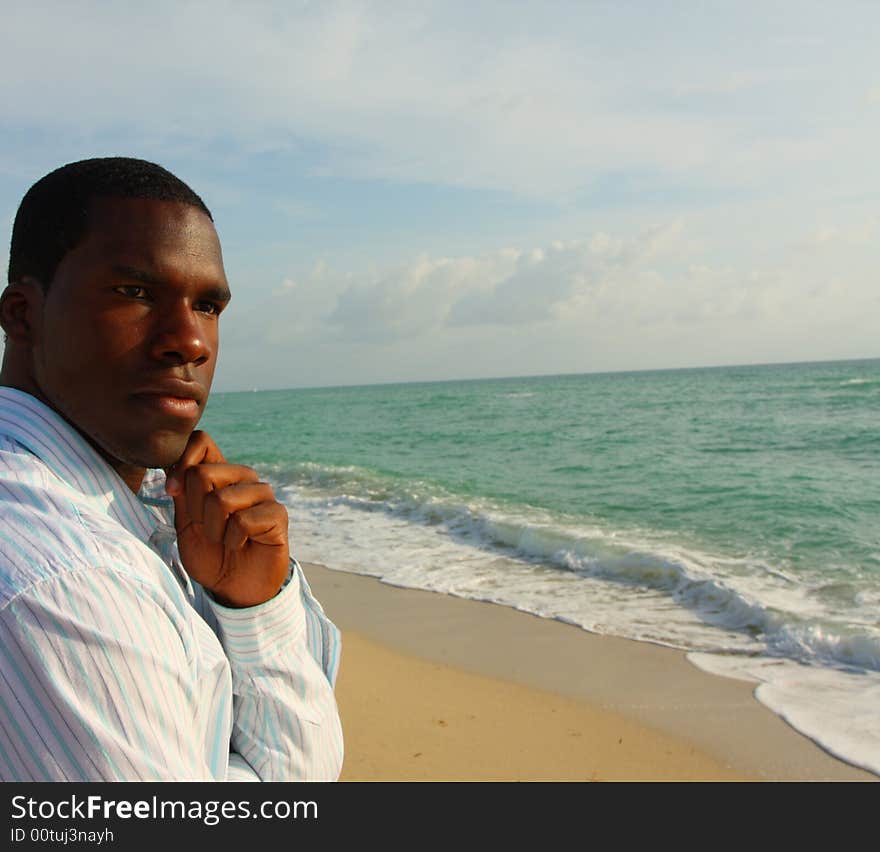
top-left (108, 433), bottom-right (194, 473)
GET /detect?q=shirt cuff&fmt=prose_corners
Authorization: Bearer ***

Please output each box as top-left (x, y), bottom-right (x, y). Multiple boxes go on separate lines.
top-left (207, 560), bottom-right (306, 665)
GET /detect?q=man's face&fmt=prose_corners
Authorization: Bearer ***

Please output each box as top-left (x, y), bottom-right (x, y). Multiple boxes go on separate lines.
top-left (31, 196), bottom-right (230, 476)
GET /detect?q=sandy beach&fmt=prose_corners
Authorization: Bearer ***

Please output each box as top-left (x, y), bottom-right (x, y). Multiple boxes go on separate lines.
top-left (301, 562), bottom-right (875, 782)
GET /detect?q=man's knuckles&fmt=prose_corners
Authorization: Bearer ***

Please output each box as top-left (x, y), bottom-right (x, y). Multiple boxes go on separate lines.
top-left (179, 465), bottom-right (262, 519)
top-left (200, 486), bottom-right (287, 543)
top-left (181, 462), bottom-right (259, 492)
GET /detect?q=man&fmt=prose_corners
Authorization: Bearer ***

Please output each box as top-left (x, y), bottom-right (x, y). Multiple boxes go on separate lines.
top-left (0, 157), bottom-right (343, 781)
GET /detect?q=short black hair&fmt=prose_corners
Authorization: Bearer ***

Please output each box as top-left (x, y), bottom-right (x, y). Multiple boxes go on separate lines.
top-left (8, 157), bottom-right (213, 288)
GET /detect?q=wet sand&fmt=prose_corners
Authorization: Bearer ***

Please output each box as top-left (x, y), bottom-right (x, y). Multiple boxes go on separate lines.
top-left (302, 562), bottom-right (874, 781)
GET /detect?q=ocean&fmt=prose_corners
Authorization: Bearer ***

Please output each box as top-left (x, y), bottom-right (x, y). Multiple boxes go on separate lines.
top-left (201, 358), bottom-right (880, 776)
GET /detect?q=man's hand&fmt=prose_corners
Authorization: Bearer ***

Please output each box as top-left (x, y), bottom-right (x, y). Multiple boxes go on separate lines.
top-left (164, 430), bottom-right (290, 608)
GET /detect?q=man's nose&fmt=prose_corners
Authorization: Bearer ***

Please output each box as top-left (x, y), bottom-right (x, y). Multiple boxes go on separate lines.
top-left (149, 303), bottom-right (211, 366)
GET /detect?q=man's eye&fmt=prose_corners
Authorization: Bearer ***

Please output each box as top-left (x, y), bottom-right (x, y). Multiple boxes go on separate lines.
top-left (195, 301), bottom-right (222, 316)
top-left (114, 285), bottom-right (148, 299)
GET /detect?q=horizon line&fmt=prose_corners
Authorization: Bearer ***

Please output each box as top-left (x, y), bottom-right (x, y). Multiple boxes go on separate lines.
top-left (211, 354), bottom-right (880, 396)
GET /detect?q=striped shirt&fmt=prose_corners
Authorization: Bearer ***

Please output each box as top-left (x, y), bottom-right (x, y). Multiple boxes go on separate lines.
top-left (0, 387), bottom-right (343, 781)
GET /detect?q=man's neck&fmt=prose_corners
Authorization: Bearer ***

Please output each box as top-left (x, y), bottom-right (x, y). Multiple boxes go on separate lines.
top-left (0, 372), bottom-right (147, 494)
top-left (109, 462), bottom-right (147, 495)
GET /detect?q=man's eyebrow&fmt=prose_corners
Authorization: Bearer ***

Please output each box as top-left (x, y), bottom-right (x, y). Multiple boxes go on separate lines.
top-left (112, 265), bottom-right (232, 303)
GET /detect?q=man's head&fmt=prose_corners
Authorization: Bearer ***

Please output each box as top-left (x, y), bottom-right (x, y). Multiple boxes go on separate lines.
top-left (8, 157), bottom-right (214, 291)
top-left (1, 157), bottom-right (231, 491)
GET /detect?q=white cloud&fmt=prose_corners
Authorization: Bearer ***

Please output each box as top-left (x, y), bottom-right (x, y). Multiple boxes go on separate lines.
top-left (211, 213), bottom-right (877, 389)
top-left (2, 3), bottom-right (877, 198)
top-left (796, 220), bottom-right (880, 249)
top-left (447, 223), bottom-right (684, 327)
top-left (326, 252), bottom-right (515, 341)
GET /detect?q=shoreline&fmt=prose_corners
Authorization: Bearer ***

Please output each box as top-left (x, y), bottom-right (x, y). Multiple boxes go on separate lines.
top-left (302, 562), bottom-right (875, 781)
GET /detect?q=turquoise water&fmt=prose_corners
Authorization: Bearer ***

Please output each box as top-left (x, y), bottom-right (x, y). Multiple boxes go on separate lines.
top-left (202, 358), bottom-right (880, 774)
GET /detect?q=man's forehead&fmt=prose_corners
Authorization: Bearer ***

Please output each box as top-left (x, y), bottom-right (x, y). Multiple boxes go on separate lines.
top-left (79, 196), bottom-right (226, 273)
top-left (86, 196), bottom-right (218, 241)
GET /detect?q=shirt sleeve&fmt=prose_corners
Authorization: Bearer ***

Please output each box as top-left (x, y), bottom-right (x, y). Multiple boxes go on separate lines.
top-left (0, 559), bottom-right (342, 781)
top-left (206, 559), bottom-right (344, 781)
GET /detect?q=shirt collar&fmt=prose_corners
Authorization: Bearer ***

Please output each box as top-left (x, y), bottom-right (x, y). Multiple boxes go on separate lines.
top-left (0, 386), bottom-right (174, 544)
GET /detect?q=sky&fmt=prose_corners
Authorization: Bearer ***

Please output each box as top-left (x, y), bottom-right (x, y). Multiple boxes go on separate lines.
top-left (0, 1), bottom-right (877, 391)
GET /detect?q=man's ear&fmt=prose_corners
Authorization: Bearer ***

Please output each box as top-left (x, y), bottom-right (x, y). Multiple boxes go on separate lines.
top-left (0, 278), bottom-right (45, 344)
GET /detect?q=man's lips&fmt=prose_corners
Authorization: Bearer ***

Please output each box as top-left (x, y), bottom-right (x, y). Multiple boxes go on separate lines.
top-left (130, 380), bottom-right (205, 417)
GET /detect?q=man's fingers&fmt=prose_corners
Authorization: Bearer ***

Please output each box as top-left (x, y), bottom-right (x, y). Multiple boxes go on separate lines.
top-left (165, 430), bottom-right (226, 494)
top-left (165, 430), bottom-right (291, 608)
top-left (182, 464), bottom-right (262, 527)
top-left (201, 482), bottom-right (278, 543)
top-left (223, 502), bottom-right (290, 552)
